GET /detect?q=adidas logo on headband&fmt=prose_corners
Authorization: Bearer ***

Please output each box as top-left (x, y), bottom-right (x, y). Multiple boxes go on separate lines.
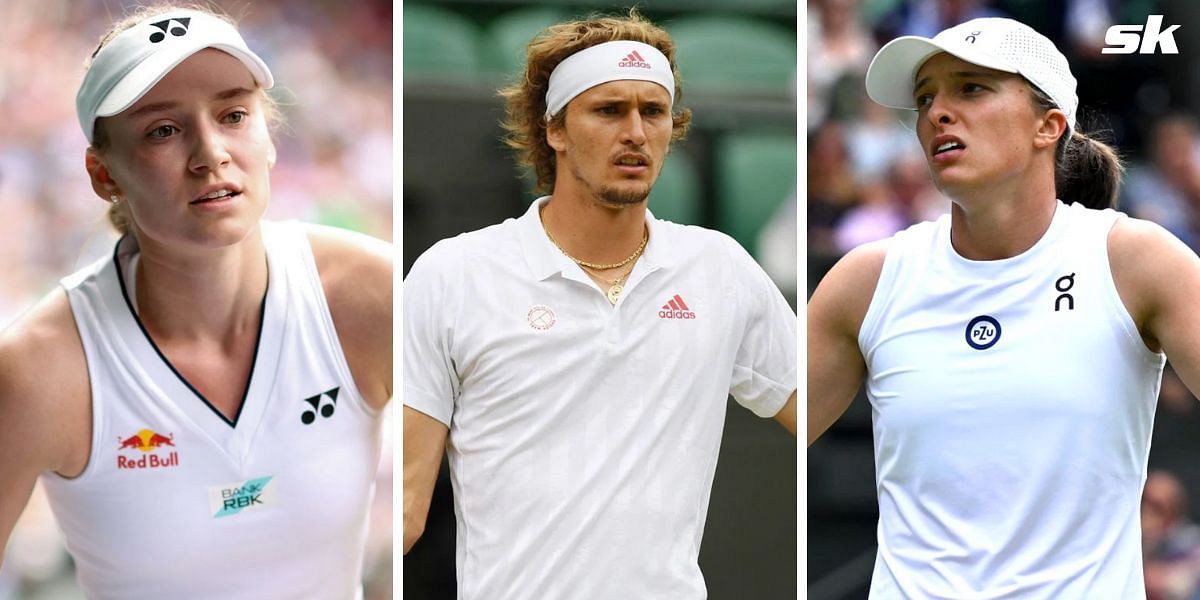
top-left (148, 18), bottom-right (191, 43)
top-left (617, 50), bottom-right (651, 69)
top-left (543, 40), bottom-right (675, 118)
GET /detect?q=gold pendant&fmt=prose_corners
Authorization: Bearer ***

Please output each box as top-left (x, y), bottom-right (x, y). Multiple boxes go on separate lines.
top-left (606, 283), bottom-right (623, 304)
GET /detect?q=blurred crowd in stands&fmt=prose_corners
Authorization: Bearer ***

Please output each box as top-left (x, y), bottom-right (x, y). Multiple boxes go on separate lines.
top-left (0, 1), bottom-right (392, 598)
top-left (809, 0), bottom-right (1200, 593)
top-left (1145, 470), bottom-right (1200, 600)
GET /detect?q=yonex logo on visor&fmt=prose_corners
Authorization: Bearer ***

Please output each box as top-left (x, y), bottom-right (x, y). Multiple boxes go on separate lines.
top-left (75, 9), bottom-right (273, 144)
top-left (148, 18), bottom-right (190, 43)
top-left (544, 40), bottom-right (675, 119)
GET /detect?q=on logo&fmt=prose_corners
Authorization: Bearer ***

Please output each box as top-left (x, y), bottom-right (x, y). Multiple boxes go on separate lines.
top-left (1102, 15), bottom-right (1180, 54)
top-left (148, 18), bottom-right (191, 43)
top-left (301, 387), bottom-right (339, 425)
top-left (1055, 273), bottom-right (1075, 311)
top-left (964, 30), bottom-right (981, 43)
top-left (965, 315), bottom-right (1001, 350)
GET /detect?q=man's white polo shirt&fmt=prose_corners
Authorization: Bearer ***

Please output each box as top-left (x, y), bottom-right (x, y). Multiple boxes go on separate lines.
top-left (404, 196), bottom-right (796, 600)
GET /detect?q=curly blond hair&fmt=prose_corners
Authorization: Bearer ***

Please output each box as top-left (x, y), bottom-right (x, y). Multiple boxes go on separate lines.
top-left (499, 9), bottom-right (692, 193)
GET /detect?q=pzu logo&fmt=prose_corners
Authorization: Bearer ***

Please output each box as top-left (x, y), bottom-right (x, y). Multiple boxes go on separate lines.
top-left (965, 315), bottom-right (1001, 350)
top-left (148, 18), bottom-right (191, 43)
top-left (1103, 15), bottom-right (1180, 54)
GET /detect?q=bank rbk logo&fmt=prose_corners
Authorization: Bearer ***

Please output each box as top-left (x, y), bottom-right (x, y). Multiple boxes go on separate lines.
top-left (1103, 15), bottom-right (1180, 54)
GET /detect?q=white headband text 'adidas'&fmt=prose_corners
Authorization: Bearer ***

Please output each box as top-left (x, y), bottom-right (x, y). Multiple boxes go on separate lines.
top-left (77, 9), bottom-right (273, 144)
top-left (544, 40), bottom-right (675, 120)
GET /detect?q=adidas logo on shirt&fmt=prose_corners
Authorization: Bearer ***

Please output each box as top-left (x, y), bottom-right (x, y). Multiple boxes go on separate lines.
top-left (658, 294), bottom-right (696, 319)
top-left (617, 50), bottom-right (652, 69)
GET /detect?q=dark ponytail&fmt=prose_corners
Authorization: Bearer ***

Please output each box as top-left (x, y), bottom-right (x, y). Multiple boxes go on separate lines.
top-left (1054, 131), bottom-right (1124, 210)
top-left (1029, 84), bottom-right (1124, 210)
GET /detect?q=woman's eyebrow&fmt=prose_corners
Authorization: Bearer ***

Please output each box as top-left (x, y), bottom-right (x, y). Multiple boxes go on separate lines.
top-left (214, 87), bottom-right (255, 101)
top-left (914, 70), bottom-right (1002, 92)
top-left (124, 88), bottom-right (256, 120)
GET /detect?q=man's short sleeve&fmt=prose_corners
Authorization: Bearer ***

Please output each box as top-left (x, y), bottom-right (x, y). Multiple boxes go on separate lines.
top-left (727, 238), bottom-right (798, 417)
top-left (402, 241), bottom-right (461, 426)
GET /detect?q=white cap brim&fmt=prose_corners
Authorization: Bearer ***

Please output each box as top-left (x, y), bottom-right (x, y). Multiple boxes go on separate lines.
top-left (95, 42), bottom-right (272, 118)
top-left (77, 10), bottom-right (273, 144)
top-left (865, 36), bottom-right (1018, 110)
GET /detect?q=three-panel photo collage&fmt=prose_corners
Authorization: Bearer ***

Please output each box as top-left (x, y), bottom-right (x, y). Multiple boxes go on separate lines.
top-left (4, 1), bottom-right (1200, 599)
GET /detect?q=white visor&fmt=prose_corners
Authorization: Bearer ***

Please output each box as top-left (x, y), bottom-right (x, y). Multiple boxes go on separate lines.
top-left (865, 18), bottom-right (1077, 136)
top-left (544, 40), bottom-right (675, 120)
top-left (76, 9), bottom-right (273, 144)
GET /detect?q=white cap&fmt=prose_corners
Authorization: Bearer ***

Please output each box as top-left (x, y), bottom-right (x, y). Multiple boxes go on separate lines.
top-left (865, 18), bottom-right (1077, 135)
top-left (76, 9), bottom-right (273, 144)
top-left (544, 40), bottom-right (675, 120)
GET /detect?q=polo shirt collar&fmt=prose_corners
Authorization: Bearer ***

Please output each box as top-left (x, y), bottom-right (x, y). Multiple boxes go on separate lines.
top-left (518, 196), bottom-right (680, 281)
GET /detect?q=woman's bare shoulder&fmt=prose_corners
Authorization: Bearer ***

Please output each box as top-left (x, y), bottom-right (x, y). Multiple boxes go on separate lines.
top-left (0, 288), bottom-right (90, 475)
top-left (811, 239), bottom-right (893, 334)
top-left (303, 224), bottom-right (393, 408)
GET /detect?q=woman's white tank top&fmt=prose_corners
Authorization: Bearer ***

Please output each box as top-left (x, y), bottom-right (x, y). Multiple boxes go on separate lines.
top-left (859, 202), bottom-right (1165, 598)
top-left (42, 222), bottom-right (383, 599)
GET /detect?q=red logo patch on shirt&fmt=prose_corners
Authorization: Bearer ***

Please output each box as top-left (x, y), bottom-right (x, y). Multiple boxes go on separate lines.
top-left (658, 294), bottom-right (696, 319)
top-left (116, 428), bottom-right (180, 469)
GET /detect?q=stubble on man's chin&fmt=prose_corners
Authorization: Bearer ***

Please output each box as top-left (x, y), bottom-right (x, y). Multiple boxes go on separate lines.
top-left (566, 163), bottom-right (653, 208)
top-left (597, 185), bottom-right (651, 208)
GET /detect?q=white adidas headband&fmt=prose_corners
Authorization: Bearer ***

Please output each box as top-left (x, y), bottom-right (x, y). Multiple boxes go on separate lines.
top-left (544, 40), bottom-right (675, 120)
top-left (77, 9), bottom-right (273, 144)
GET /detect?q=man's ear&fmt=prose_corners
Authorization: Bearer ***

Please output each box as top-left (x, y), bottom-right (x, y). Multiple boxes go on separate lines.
top-left (1034, 109), bottom-right (1069, 151)
top-left (85, 149), bottom-right (122, 203)
top-left (546, 115), bottom-right (567, 153)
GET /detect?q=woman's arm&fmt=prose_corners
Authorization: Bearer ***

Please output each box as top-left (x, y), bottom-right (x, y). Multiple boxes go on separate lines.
top-left (308, 225), bottom-right (394, 410)
top-left (807, 241), bottom-right (888, 447)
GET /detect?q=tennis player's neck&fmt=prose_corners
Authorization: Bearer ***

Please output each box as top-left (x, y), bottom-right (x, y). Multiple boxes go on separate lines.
top-left (134, 234), bottom-right (268, 341)
top-left (949, 196), bottom-right (1057, 261)
top-left (542, 193), bottom-right (648, 266)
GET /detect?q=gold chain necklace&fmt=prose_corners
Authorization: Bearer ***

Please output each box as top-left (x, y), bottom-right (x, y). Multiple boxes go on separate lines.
top-left (581, 263), bottom-right (635, 304)
top-left (541, 206), bottom-right (648, 304)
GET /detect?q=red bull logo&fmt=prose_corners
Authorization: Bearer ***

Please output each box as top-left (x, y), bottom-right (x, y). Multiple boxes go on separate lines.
top-left (116, 428), bottom-right (180, 469)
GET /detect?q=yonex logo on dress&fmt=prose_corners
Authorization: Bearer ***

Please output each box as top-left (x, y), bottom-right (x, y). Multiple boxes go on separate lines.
top-left (658, 294), bottom-right (696, 319)
top-left (617, 50), bottom-right (652, 69)
top-left (301, 387), bottom-right (340, 425)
